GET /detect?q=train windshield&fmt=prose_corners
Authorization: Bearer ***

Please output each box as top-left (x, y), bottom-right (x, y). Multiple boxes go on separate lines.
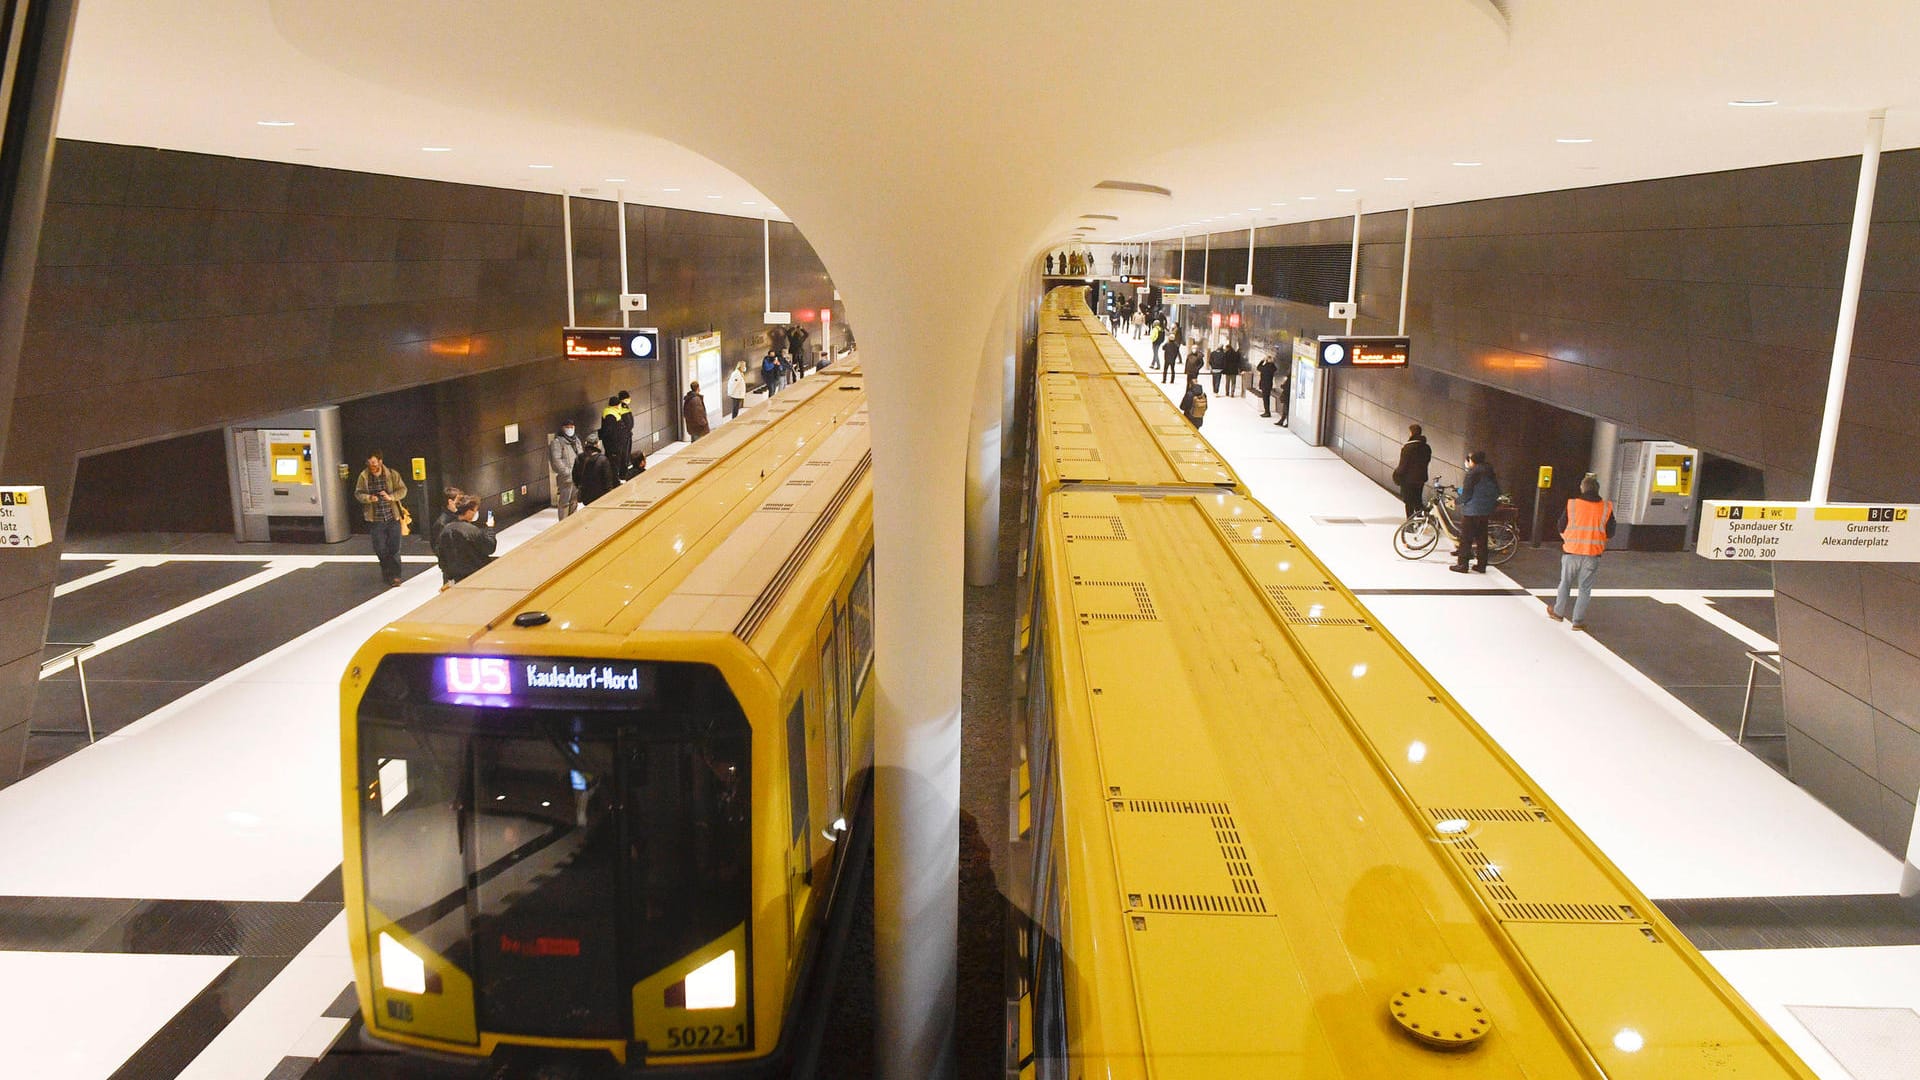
top-left (355, 655), bottom-right (750, 1043)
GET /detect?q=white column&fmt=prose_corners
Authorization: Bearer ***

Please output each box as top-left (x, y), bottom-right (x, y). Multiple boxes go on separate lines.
top-left (966, 290), bottom-right (1010, 585)
top-left (561, 192), bottom-right (577, 326)
top-left (1345, 200), bottom-right (1361, 335)
top-left (763, 212), bottom-right (773, 313)
top-left (616, 190), bottom-right (631, 330)
top-left (1809, 108), bottom-right (1887, 503)
top-left (1397, 202), bottom-right (1415, 336)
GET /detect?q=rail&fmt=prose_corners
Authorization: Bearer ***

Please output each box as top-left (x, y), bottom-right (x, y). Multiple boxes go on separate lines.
top-left (1739, 649), bottom-right (1784, 743)
top-left (31, 641), bottom-right (97, 743)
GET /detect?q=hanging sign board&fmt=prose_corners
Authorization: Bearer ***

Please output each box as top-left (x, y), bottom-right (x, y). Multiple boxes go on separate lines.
top-left (564, 327), bottom-right (659, 360)
top-left (1697, 501), bottom-right (1920, 562)
top-left (1165, 292), bottom-right (1210, 306)
top-left (0, 486), bottom-right (52, 548)
top-left (1318, 336), bottom-right (1411, 368)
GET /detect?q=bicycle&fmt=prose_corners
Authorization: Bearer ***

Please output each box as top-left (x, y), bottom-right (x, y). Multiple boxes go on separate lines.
top-left (1391, 483), bottom-right (1519, 565)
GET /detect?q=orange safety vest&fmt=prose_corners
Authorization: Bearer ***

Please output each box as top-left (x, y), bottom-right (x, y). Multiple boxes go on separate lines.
top-left (1562, 497), bottom-right (1613, 556)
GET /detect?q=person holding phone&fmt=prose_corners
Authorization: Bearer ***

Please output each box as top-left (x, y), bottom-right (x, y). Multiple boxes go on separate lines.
top-left (434, 494), bottom-right (497, 586)
top-left (353, 452), bottom-right (409, 587)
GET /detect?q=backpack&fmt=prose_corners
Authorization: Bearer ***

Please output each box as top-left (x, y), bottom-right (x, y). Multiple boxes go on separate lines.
top-left (1189, 392), bottom-right (1208, 418)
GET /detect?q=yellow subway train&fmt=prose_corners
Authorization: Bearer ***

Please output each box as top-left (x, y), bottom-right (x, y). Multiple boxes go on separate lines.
top-left (339, 370), bottom-right (874, 1072)
top-left (1006, 287), bottom-right (1814, 1077)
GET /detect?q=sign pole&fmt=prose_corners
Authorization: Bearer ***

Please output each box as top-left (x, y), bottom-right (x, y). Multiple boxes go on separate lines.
top-left (763, 211), bottom-right (773, 313)
top-left (1398, 201), bottom-right (1415, 336)
top-left (616, 189), bottom-right (631, 330)
top-left (1244, 222), bottom-right (1256, 292)
top-left (1809, 108), bottom-right (1887, 504)
top-left (1201, 230), bottom-right (1211, 303)
top-left (1345, 200), bottom-right (1361, 336)
top-left (561, 192), bottom-right (577, 327)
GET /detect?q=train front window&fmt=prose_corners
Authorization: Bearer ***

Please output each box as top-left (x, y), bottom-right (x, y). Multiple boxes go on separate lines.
top-left (355, 656), bottom-right (752, 1045)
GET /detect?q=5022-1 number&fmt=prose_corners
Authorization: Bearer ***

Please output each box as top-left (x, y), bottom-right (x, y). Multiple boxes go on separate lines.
top-left (665, 1023), bottom-right (746, 1051)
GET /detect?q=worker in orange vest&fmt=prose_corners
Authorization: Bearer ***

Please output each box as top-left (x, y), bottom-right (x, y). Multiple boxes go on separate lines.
top-left (1547, 473), bottom-right (1616, 631)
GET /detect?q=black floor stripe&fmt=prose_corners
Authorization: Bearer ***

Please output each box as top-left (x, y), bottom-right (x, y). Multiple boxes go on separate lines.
top-left (267, 1058), bottom-right (318, 1080)
top-left (0, 896), bottom-right (341, 954)
top-left (303, 867), bottom-right (344, 905)
top-left (1350, 587), bottom-right (1533, 596)
top-left (1657, 893), bottom-right (1920, 951)
top-left (107, 956), bottom-right (288, 1080)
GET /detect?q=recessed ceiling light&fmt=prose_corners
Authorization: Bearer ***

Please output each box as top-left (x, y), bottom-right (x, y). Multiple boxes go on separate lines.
top-left (605, 177), bottom-right (628, 183)
top-left (1452, 161), bottom-right (1484, 167)
top-left (421, 146), bottom-right (453, 152)
top-left (1335, 187), bottom-right (1357, 193)
top-left (256, 120), bottom-right (295, 127)
top-left (662, 186), bottom-right (680, 192)
top-left (1245, 207), bottom-right (1262, 212)
top-left (742, 200), bottom-right (757, 205)
top-left (1383, 176), bottom-right (1409, 182)
top-left (1556, 137), bottom-right (1594, 144)
top-left (1228, 212), bottom-right (1242, 217)
top-left (528, 163), bottom-right (555, 169)
top-left (1728, 99), bottom-right (1778, 107)
top-left (707, 193), bottom-right (723, 199)
top-left (1298, 195), bottom-right (1318, 200)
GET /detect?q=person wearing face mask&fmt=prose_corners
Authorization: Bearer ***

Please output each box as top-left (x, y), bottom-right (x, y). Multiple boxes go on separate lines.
top-left (549, 419), bottom-right (583, 519)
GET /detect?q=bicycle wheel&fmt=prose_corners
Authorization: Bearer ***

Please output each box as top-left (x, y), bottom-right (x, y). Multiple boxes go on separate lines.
top-left (1487, 522), bottom-right (1519, 565)
top-left (1392, 516), bottom-right (1440, 560)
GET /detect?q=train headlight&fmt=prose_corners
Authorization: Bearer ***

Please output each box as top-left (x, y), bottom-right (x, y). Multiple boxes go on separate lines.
top-left (682, 949), bottom-right (737, 1010)
top-left (379, 932), bottom-right (427, 995)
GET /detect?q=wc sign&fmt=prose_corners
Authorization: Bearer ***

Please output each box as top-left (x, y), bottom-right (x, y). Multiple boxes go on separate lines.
top-left (0, 486), bottom-right (52, 548)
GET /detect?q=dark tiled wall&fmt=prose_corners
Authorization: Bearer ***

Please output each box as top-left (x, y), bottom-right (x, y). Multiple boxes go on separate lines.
top-left (0, 141), bottom-right (836, 780)
top-left (1177, 152), bottom-right (1920, 853)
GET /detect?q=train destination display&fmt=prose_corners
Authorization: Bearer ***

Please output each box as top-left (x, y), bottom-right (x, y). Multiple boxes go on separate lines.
top-left (563, 327), bottom-right (660, 360)
top-left (433, 655), bottom-right (648, 705)
top-left (1697, 501), bottom-right (1920, 562)
top-left (1317, 336), bottom-right (1411, 368)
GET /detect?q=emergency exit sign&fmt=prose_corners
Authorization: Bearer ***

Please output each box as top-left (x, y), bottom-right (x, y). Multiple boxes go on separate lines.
top-left (0, 486), bottom-right (52, 548)
top-left (1697, 501), bottom-right (1920, 562)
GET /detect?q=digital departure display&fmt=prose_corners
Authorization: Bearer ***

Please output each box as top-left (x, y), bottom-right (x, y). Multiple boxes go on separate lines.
top-left (1318, 336), bottom-right (1411, 368)
top-left (433, 656), bottom-right (648, 706)
top-left (564, 328), bottom-right (660, 361)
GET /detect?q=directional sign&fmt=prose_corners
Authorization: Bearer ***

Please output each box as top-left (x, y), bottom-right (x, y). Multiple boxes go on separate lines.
top-left (564, 327), bottom-right (660, 360)
top-left (0, 486), bottom-right (52, 548)
top-left (1164, 292), bottom-right (1210, 306)
top-left (1698, 501), bottom-right (1920, 562)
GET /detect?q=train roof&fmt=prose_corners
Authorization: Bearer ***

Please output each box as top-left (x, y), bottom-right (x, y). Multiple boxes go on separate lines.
top-left (388, 370), bottom-right (870, 656)
top-left (1035, 371), bottom-right (1237, 490)
top-left (1039, 485), bottom-right (1809, 1077)
top-left (1038, 289), bottom-right (1138, 376)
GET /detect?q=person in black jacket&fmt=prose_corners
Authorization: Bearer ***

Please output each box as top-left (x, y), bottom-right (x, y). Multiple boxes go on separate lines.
top-left (1179, 378), bottom-right (1209, 429)
top-left (1391, 424), bottom-right (1433, 519)
top-left (434, 494), bottom-right (496, 585)
top-left (572, 437), bottom-right (619, 506)
top-left (617, 391), bottom-right (637, 477)
top-left (597, 396), bottom-right (630, 481)
top-left (1449, 450), bottom-right (1501, 574)
top-left (1256, 354), bottom-right (1278, 416)
top-left (1160, 331), bottom-right (1182, 384)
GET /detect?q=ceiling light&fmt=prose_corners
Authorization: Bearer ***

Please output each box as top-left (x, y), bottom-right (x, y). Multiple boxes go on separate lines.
top-left (528, 163), bottom-right (555, 169)
top-left (742, 200), bottom-right (757, 205)
top-left (1270, 202), bottom-right (1288, 206)
top-left (1298, 195), bottom-right (1318, 200)
top-left (256, 120), bottom-right (295, 127)
top-left (1335, 187), bottom-right (1357, 193)
top-left (605, 177), bottom-right (628, 183)
top-left (1228, 212), bottom-right (1242, 217)
top-left (420, 146), bottom-right (452, 152)
top-left (662, 186), bottom-right (680, 192)
top-left (1452, 161), bottom-right (1483, 167)
top-left (1245, 207), bottom-right (1262, 212)
top-left (706, 193), bottom-right (723, 199)
top-left (1556, 137), bottom-right (1594, 144)
top-left (1728, 99), bottom-right (1778, 107)
top-left (1383, 177), bottom-right (1409, 182)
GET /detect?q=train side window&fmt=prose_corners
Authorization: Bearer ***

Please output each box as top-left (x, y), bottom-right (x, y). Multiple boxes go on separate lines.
top-left (849, 555), bottom-right (875, 701)
top-left (786, 698), bottom-right (808, 842)
top-left (1032, 828), bottom-right (1068, 1077)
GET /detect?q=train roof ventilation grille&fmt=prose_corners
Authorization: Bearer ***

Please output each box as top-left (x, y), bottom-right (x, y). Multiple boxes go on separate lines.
top-left (1122, 799), bottom-right (1229, 814)
top-left (1138, 893), bottom-right (1269, 915)
top-left (762, 503), bottom-right (795, 513)
top-left (682, 457), bottom-right (717, 466)
top-left (1075, 579), bottom-right (1157, 622)
top-left (1427, 806), bottom-right (1546, 824)
top-left (617, 499), bottom-right (655, 511)
top-left (1057, 448), bottom-right (1102, 463)
top-left (1215, 518), bottom-right (1287, 545)
top-left (1497, 902), bottom-right (1639, 924)
top-left (786, 479), bottom-right (815, 487)
top-left (1051, 422), bottom-right (1093, 434)
top-left (1265, 585), bottom-right (1370, 626)
top-left (656, 476), bottom-right (686, 485)
top-left (1062, 513), bottom-right (1127, 541)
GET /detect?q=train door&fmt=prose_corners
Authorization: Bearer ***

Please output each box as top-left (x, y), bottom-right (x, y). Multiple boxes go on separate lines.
top-left (817, 607), bottom-right (847, 838)
top-left (784, 697), bottom-right (811, 948)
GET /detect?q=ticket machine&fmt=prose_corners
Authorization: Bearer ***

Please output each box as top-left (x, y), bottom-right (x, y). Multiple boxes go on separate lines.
top-left (1609, 439), bottom-right (1700, 550)
top-left (225, 406), bottom-right (350, 542)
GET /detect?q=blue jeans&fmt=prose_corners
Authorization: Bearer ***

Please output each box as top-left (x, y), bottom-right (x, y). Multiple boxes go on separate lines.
top-left (370, 519), bottom-right (403, 582)
top-left (1554, 553), bottom-right (1601, 623)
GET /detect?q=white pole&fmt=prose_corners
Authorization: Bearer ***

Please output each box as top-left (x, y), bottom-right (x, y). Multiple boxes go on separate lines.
top-left (616, 189), bottom-right (631, 330)
top-left (561, 192), bottom-right (577, 327)
top-left (1244, 222), bottom-right (1256, 291)
top-left (1201, 230), bottom-right (1211, 299)
top-left (1809, 109), bottom-right (1887, 504)
top-left (1178, 230), bottom-right (1187, 292)
top-left (763, 212), bottom-right (773, 313)
top-left (1397, 202), bottom-right (1415, 336)
top-left (1345, 200), bottom-right (1361, 336)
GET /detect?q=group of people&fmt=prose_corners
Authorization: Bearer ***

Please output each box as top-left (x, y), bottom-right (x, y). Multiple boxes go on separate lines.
top-left (1046, 248), bottom-right (1145, 277)
top-left (543, 396), bottom-right (640, 522)
top-left (349, 453), bottom-right (497, 589)
top-left (1145, 321), bottom-right (1288, 427)
top-left (759, 323), bottom-right (816, 400)
top-left (1391, 422), bottom-right (1615, 627)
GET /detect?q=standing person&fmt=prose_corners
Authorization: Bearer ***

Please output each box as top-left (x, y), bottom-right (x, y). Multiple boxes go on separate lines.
top-left (571, 436), bottom-right (619, 505)
top-left (1184, 337), bottom-right (1204, 385)
top-left (1110, 250), bottom-right (1121, 277)
top-left (1044, 252), bottom-right (1054, 275)
top-left (1161, 330), bottom-right (1182, 384)
top-left (683, 381), bottom-right (711, 440)
top-left (1179, 378), bottom-right (1209, 429)
top-left (549, 420), bottom-right (582, 519)
top-left (616, 391), bottom-right (636, 473)
top-left (598, 396), bottom-right (630, 481)
top-left (726, 361), bottom-right (748, 419)
top-left (1208, 341), bottom-right (1226, 394)
top-left (788, 324), bottom-right (811, 377)
top-left (1275, 369), bottom-right (1291, 426)
top-left (1548, 475), bottom-right (1616, 630)
top-left (431, 486), bottom-right (464, 547)
top-left (1449, 450), bottom-right (1500, 575)
top-left (1147, 317), bottom-right (1164, 366)
top-left (761, 347), bottom-right (783, 396)
top-left (1224, 341), bottom-right (1244, 397)
top-left (1256, 352), bottom-right (1278, 416)
top-left (353, 452), bottom-right (409, 588)
top-left (434, 494), bottom-right (497, 586)
top-left (1391, 424), bottom-right (1433, 519)
top-left (1131, 304), bottom-right (1146, 340)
